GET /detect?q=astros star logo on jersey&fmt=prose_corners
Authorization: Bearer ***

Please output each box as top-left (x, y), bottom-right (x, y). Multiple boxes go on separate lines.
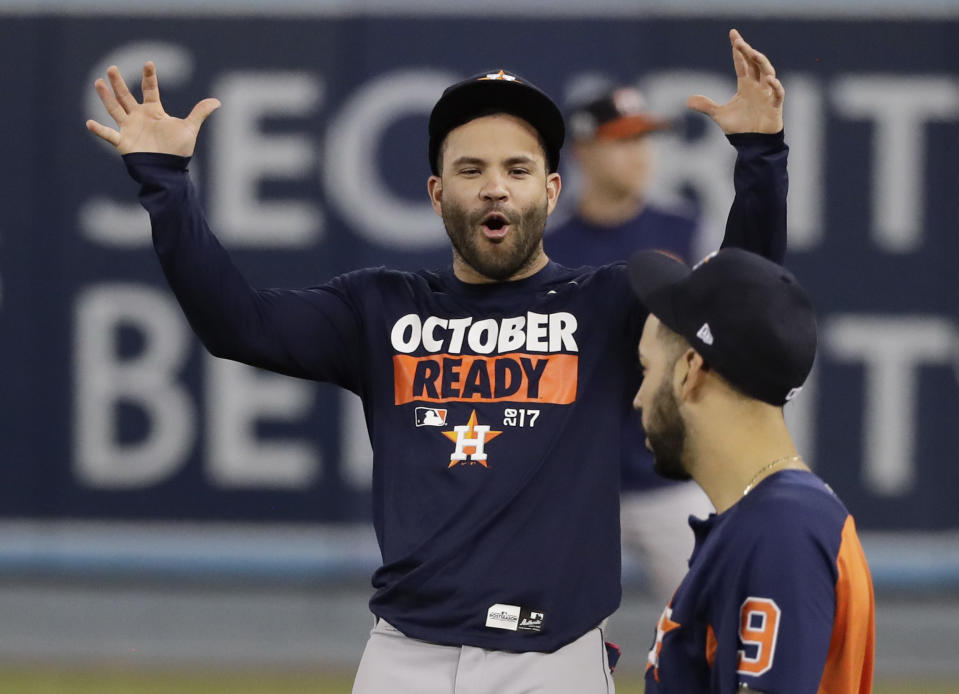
top-left (442, 409), bottom-right (502, 468)
top-left (647, 605), bottom-right (681, 682)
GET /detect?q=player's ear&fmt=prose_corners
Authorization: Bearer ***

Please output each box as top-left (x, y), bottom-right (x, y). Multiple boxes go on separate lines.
top-left (427, 175), bottom-right (443, 217)
top-left (677, 348), bottom-right (707, 401)
top-left (545, 172), bottom-right (562, 215)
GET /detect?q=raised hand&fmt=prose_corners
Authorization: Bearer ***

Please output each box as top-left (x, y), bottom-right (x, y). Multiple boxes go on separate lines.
top-left (687, 29), bottom-right (784, 135)
top-left (86, 61), bottom-right (221, 156)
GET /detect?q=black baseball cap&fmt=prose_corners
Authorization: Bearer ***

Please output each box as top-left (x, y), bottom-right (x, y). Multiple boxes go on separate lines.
top-left (627, 248), bottom-right (817, 406)
top-left (428, 69), bottom-right (565, 175)
top-left (568, 86), bottom-right (671, 141)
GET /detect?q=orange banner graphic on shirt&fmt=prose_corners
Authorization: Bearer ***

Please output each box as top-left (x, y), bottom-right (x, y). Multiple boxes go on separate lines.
top-left (393, 353), bottom-right (578, 405)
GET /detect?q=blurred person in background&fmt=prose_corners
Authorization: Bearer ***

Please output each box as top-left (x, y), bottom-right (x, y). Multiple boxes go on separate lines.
top-left (548, 86), bottom-right (713, 602)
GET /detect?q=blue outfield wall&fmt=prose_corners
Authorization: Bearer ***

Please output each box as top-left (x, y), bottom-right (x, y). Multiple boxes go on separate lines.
top-left (0, 12), bottom-right (957, 558)
top-left (0, 520), bottom-right (956, 591)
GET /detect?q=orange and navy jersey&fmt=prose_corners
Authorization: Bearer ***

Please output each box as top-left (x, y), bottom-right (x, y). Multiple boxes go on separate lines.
top-left (644, 469), bottom-right (875, 693)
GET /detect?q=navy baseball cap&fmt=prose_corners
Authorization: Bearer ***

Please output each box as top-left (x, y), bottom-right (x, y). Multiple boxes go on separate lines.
top-left (428, 69), bottom-right (565, 175)
top-left (627, 248), bottom-right (817, 406)
top-left (568, 86), bottom-right (671, 141)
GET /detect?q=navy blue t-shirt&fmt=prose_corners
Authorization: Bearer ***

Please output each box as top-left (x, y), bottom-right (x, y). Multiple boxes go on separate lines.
top-left (122, 130), bottom-right (786, 653)
top-left (547, 203), bottom-right (699, 492)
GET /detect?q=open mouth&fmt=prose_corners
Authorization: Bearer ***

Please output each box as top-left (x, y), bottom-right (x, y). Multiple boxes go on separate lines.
top-left (481, 212), bottom-right (511, 240)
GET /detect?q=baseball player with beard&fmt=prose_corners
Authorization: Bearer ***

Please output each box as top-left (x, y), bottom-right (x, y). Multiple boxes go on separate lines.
top-left (629, 248), bottom-right (875, 693)
top-left (87, 29), bottom-right (787, 694)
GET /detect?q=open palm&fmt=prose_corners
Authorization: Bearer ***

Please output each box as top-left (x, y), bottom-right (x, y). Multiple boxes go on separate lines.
top-left (687, 29), bottom-right (785, 135)
top-left (86, 61), bottom-right (220, 156)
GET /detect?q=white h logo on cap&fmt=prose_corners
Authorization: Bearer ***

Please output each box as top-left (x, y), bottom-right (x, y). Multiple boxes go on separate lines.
top-left (696, 323), bottom-right (714, 345)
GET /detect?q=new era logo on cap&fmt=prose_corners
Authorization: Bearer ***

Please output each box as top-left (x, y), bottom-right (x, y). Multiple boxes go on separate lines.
top-left (696, 323), bottom-right (714, 346)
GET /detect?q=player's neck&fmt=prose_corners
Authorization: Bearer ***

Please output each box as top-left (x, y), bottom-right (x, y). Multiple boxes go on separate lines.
top-left (451, 248), bottom-right (549, 284)
top-left (687, 401), bottom-right (804, 514)
top-left (576, 188), bottom-right (645, 227)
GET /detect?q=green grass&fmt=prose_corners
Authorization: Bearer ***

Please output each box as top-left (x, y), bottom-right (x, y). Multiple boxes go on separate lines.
top-left (0, 668), bottom-right (954, 694)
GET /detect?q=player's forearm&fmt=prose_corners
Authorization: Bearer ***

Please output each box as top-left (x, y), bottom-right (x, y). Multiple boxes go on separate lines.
top-left (124, 153), bottom-right (288, 366)
top-left (719, 131), bottom-right (788, 264)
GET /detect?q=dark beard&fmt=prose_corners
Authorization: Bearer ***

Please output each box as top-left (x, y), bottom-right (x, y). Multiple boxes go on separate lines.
top-left (441, 197), bottom-right (547, 281)
top-left (646, 378), bottom-right (692, 481)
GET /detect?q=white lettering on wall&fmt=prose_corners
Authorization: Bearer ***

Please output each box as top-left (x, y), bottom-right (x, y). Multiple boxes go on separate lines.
top-left (340, 390), bottom-right (373, 491)
top-left (209, 71), bottom-right (323, 246)
top-left (325, 69), bottom-right (456, 249)
top-left (74, 284), bottom-right (195, 487)
top-left (781, 73), bottom-right (825, 251)
top-left (831, 75), bottom-right (959, 252)
top-left (205, 356), bottom-right (321, 488)
top-left (825, 315), bottom-right (956, 495)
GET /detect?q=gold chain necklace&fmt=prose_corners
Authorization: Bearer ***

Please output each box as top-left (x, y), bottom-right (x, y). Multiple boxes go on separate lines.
top-left (742, 455), bottom-right (803, 497)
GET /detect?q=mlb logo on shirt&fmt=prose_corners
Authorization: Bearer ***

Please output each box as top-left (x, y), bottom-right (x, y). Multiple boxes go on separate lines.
top-left (518, 608), bottom-right (545, 632)
top-left (415, 407), bottom-right (448, 426)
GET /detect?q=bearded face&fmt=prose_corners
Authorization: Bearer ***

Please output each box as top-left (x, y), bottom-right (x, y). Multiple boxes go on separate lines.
top-left (644, 372), bottom-right (691, 481)
top-left (635, 316), bottom-right (692, 481)
top-left (428, 113), bottom-right (560, 283)
top-left (440, 195), bottom-right (548, 281)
